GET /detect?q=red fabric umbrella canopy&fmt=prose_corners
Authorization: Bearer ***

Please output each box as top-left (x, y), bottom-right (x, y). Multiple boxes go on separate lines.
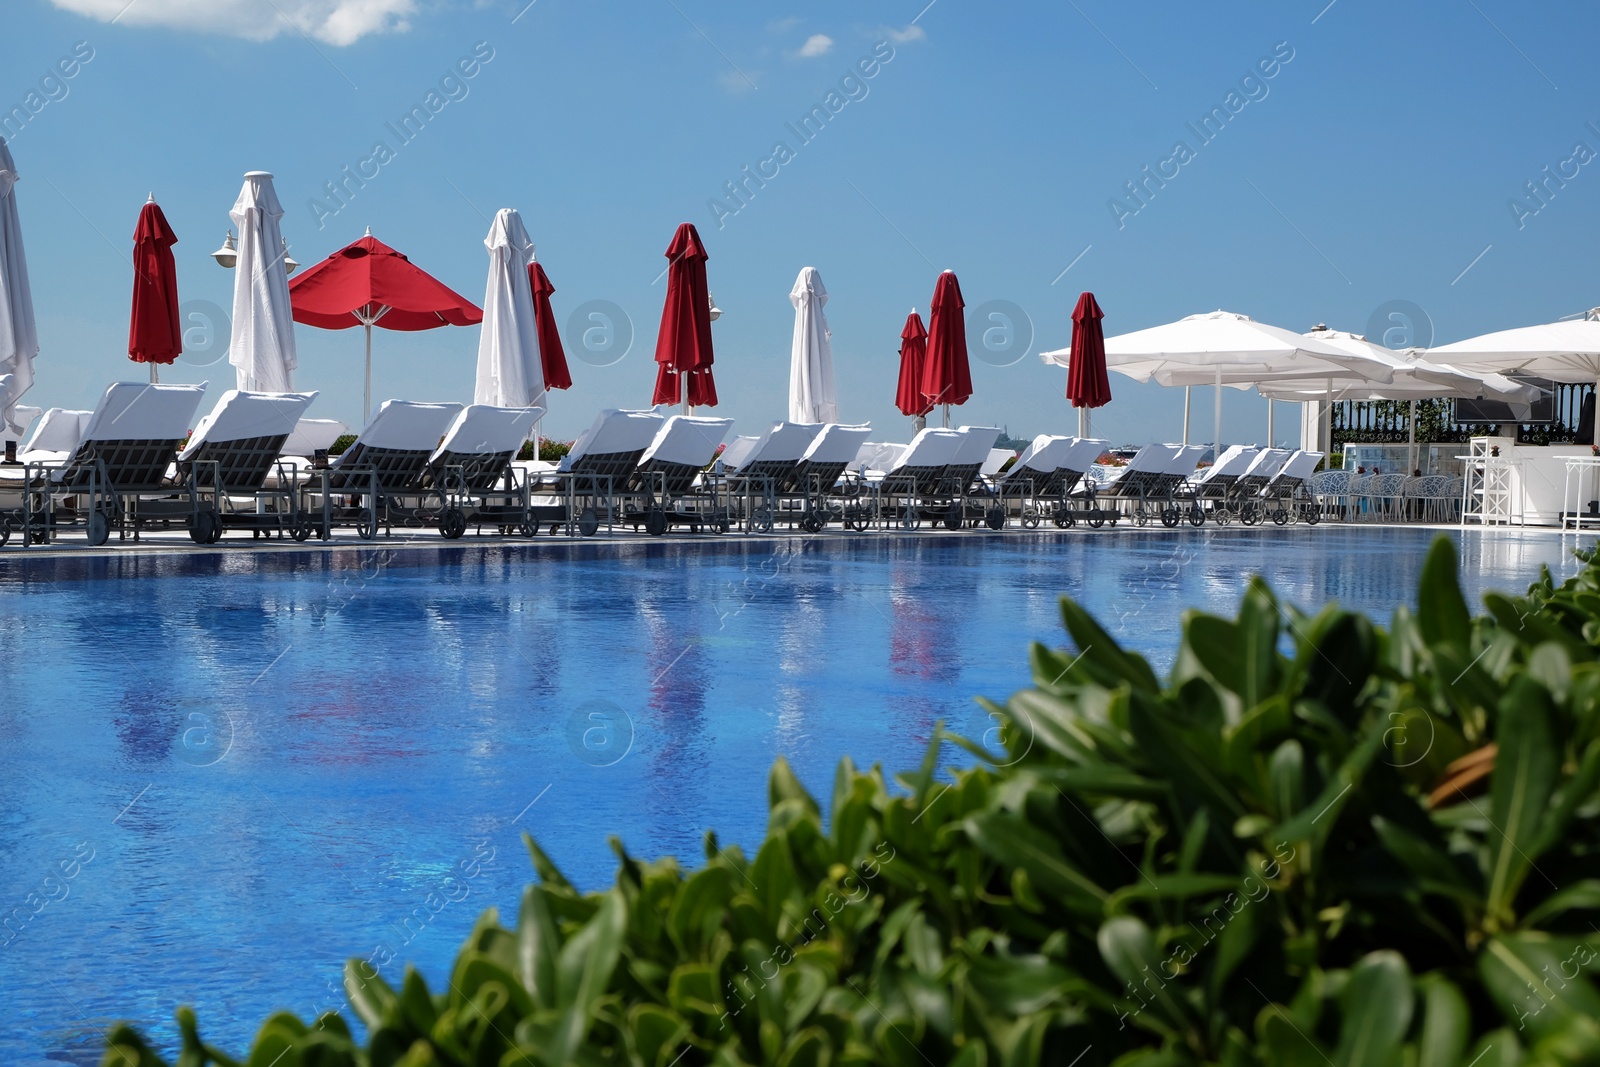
top-left (651, 222), bottom-right (717, 407)
top-left (528, 260), bottom-right (572, 391)
top-left (288, 233), bottom-right (482, 331)
top-left (1066, 291), bottom-right (1112, 408)
top-left (895, 310), bottom-right (932, 417)
top-left (920, 270), bottom-right (973, 410)
top-left (129, 202), bottom-right (182, 366)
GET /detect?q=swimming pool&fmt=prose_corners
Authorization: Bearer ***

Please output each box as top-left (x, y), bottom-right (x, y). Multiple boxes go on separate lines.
top-left (0, 526), bottom-right (1583, 1064)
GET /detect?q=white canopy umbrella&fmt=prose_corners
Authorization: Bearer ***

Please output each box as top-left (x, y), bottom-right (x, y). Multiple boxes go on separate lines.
top-left (475, 208), bottom-right (545, 409)
top-left (1427, 312), bottom-right (1600, 444)
top-left (0, 137), bottom-right (38, 436)
top-left (788, 266), bottom-right (837, 424)
top-left (1257, 329), bottom-right (1539, 466)
top-left (1042, 310), bottom-right (1387, 448)
top-left (227, 171), bottom-right (297, 394)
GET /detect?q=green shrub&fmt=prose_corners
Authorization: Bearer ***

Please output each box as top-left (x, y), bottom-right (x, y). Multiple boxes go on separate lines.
top-left (103, 538), bottom-right (1600, 1066)
top-left (328, 434), bottom-right (358, 457)
top-left (519, 439), bottom-right (572, 462)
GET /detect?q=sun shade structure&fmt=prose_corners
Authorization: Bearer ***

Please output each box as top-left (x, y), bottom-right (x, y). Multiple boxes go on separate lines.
top-left (652, 222), bottom-right (717, 410)
top-left (475, 209), bottom-right (545, 411)
top-left (290, 230), bottom-right (482, 421)
top-left (1065, 291), bottom-right (1110, 437)
top-left (1427, 313), bottom-right (1600, 444)
top-left (1046, 310), bottom-right (1390, 448)
top-left (227, 172), bottom-right (298, 394)
top-left (0, 136), bottom-right (38, 436)
top-left (128, 199), bottom-right (182, 382)
top-left (895, 309), bottom-right (931, 420)
top-left (788, 266), bottom-right (837, 424)
top-left (527, 258), bottom-right (571, 393)
top-left (921, 270), bottom-right (972, 424)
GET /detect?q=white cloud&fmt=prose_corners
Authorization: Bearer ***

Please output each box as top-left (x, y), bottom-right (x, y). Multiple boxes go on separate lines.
top-left (767, 16), bottom-right (801, 32)
top-left (885, 25), bottom-right (926, 43)
top-left (796, 33), bottom-right (833, 58)
top-left (48, 0), bottom-right (417, 46)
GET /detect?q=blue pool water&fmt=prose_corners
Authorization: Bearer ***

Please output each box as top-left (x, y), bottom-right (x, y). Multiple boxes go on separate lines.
top-left (0, 526), bottom-right (1584, 1064)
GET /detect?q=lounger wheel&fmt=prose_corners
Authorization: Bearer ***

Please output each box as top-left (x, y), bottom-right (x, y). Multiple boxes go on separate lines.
top-left (898, 511), bottom-right (921, 531)
top-left (0, 520), bottom-right (10, 547)
top-left (1302, 503), bottom-right (1321, 526)
top-left (1021, 509), bottom-right (1040, 530)
top-left (518, 520), bottom-right (537, 537)
top-left (439, 508), bottom-right (468, 540)
top-left (1213, 507), bottom-right (1232, 526)
top-left (1272, 507), bottom-right (1290, 526)
top-left (1239, 503), bottom-right (1260, 526)
top-left (356, 509), bottom-right (379, 540)
top-left (1188, 504), bottom-right (1205, 527)
top-left (86, 510), bottom-right (110, 547)
top-left (290, 520), bottom-right (313, 542)
top-left (576, 507), bottom-right (600, 537)
top-left (798, 515), bottom-right (823, 534)
top-left (187, 511), bottom-right (219, 545)
top-left (645, 507), bottom-right (668, 537)
top-left (984, 506), bottom-right (1005, 531)
top-left (846, 513), bottom-right (870, 533)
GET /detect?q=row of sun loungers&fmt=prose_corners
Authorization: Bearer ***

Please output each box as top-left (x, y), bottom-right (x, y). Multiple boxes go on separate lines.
top-left (0, 381), bottom-right (1329, 547)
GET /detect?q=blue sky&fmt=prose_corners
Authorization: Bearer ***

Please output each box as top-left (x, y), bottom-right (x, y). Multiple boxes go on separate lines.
top-left (3, 0), bottom-right (1600, 444)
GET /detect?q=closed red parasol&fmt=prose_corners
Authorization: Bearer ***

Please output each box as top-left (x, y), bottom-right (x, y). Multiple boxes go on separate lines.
top-left (651, 222), bottom-right (717, 409)
top-left (894, 309), bottom-right (932, 419)
top-left (920, 270), bottom-right (972, 424)
top-left (128, 199), bottom-right (182, 381)
top-left (1066, 291), bottom-right (1111, 433)
top-left (288, 231), bottom-right (481, 417)
top-left (527, 260), bottom-right (572, 392)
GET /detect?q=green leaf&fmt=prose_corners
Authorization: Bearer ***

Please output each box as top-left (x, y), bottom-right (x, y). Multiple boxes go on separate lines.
top-left (343, 960), bottom-right (400, 1031)
top-left (1521, 880), bottom-right (1600, 930)
top-left (1331, 951), bottom-right (1412, 1067)
top-left (547, 891), bottom-right (628, 1063)
top-left (517, 884), bottom-right (560, 1010)
top-left (1057, 596), bottom-right (1162, 693)
top-left (769, 756), bottom-right (821, 824)
top-left (1485, 681), bottom-right (1559, 928)
top-left (964, 810), bottom-right (1108, 912)
top-left (1480, 934), bottom-right (1600, 1040)
top-left (1096, 916), bottom-right (1196, 1037)
top-left (1415, 974), bottom-right (1470, 1067)
top-left (1417, 538), bottom-right (1472, 648)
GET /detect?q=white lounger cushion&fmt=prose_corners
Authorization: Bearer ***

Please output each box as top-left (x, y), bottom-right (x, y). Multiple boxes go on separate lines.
top-left (733, 421), bottom-right (822, 467)
top-left (852, 441), bottom-right (905, 473)
top-left (1196, 444), bottom-right (1259, 483)
top-left (804, 424), bottom-right (872, 465)
top-left (1164, 445), bottom-right (1209, 477)
top-left (24, 408), bottom-right (91, 455)
top-left (890, 428), bottom-right (963, 472)
top-left (718, 436), bottom-right (761, 472)
top-left (950, 426), bottom-right (1002, 466)
top-left (1011, 435), bottom-right (1072, 475)
top-left (565, 409), bottom-right (665, 465)
top-left (344, 400), bottom-right (465, 453)
top-left (1122, 443), bottom-right (1181, 474)
top-left (181, 390), bottom-right (319, 459)
top-left (1276, 450), bottom-right (1323, 481)
top-left (81, 382), bottom-right (207, 443)
top-left (1241, 448), bottom-right (1293, 480)
top-left (432, 404), bottom-right (543, 460)
top-left (640, 415), bottom-right (734, 467)
top-left (980, 447), bottom-right (1014, 478)
top-left (283, 418), bottom-right (349, 457)
top-left (1057, 437), bottom-right (1110, 474)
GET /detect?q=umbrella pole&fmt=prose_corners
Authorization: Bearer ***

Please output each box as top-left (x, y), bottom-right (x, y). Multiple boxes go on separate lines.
top-left (364, 321), bottom-right (373, 426)
top-left (943, 404), bottom-right (950, 429)
top-left (1213, 369), bottom-right (1223, 454)
top-left (1408, 399), bottom-right (1417, 473)
top-left (1183, 387), bottom-right (1191, 444)
top-left (1077, 406), bottom-right (1086, 438)
top-left (150, 363), bottom-right (158, 384)
top-left (1266, 398), bottom-right (1274, 447)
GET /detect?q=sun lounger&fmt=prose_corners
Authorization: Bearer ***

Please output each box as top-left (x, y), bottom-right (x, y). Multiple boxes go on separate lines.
top-left (997, 436), bottom-right (1113, 528)
top-left (23, 382), bottom-right (209, 546)
top-left (282, 418), bottom-right (350, 458)
top-left (625, 414), bottom-right (734, 535)
top-left (1187, 444), bottom-right (1260, 525)
top-left (313, 400), bottom-right (465, 539)
top-left (176, 390), bottom-right (319, 543)
top-left (1228, 448), bottom-right (1293, 525)
top-left (797, 423), bottom-right (876, 532)
top-left (1095, 443), bottom-right (1207, 527)
top-left (719, 421), bottom-right (822, 533)
top-left (1256, 450), bottom-right (1325, 525)
top-left (544, 409), bottom-right (665, 536)
top-left (413, 404), bottom-right (543, 538)
top-left (18, 407), bottom-right (91, 466)
top-left (874, 428), bottom-right (964, 530)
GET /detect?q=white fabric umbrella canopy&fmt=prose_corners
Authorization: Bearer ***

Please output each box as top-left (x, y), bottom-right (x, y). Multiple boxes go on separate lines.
top-left (1257, 331), bottom-right (1536, 403)
top-left (1041, 310), bottom-right (1391, 447)
top-left (475, 208), bottom-right (545, 409)
top-left (0, 137), bottom-right (38, 435)
top-left (1426, 312), bottom-right (1600, 445)
top-left (227, 172), bottom-right (297, 394)
top-left (788, 266), bottom-right (837, 424)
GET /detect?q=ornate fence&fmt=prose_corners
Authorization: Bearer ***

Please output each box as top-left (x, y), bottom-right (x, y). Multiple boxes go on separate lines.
top-left (1332, 383), bottom-right (1594, 448)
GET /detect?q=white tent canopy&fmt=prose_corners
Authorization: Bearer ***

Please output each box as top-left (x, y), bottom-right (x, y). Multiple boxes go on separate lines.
top-left (474, 208), bottom-right (545, 410)
top-left (227, 171), bottom-right (298, 394)
top-left (788, 266), bottom-right (837, 424)
top-left (1426, 312), bottom-right (1600, 445)
top-left (1042, 310), bottom-right (1391, 447)
top-left (0, 137), bottom-right (38, 435)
